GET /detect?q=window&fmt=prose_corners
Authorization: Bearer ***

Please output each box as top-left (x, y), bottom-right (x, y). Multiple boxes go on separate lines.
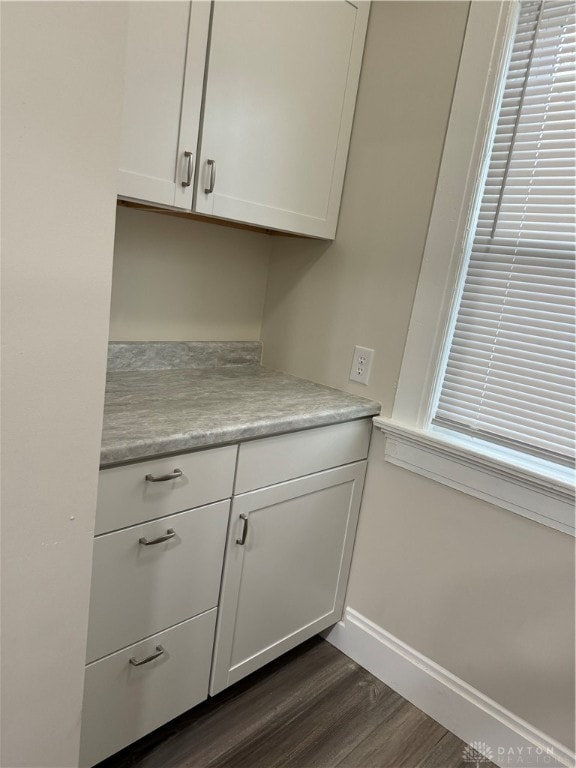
top-left (375, 1), bottom-right (575, 535)
top-left (433, 1), bottom-right (575, 466)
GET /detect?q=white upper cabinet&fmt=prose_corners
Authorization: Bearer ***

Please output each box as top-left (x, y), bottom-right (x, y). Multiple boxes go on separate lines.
top-left (195, 1), bottom-right (369, 238)
top-left (118, 1), bottom-right (369, 238)
top-left (117, 1), bottom-right (210, 209)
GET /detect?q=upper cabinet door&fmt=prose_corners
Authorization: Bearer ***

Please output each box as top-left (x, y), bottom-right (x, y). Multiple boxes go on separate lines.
top-left (118, 2), bottom-right (210, 209)
top-left (194, 1), bottom-right (369, 238)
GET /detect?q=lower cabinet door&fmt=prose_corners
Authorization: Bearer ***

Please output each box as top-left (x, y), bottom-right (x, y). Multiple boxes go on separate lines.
top-left (210, 461), bottom-right (367, 695)
top-left (80, 609), bottom-right (217, 767)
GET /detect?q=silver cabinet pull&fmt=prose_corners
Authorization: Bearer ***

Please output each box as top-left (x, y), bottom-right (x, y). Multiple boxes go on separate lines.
top-left (236, 513), bottom-right (248, 545)
top-left (139, 528), bottom-right (176, 546)
top-left (145, 468), bottom-right (183, 483)
top-left (204, 159), bottom-right (216, 194)
top-left (129, 645), bottom-right (165, 666)
top-left (182, 151), bottom-right (193, 188)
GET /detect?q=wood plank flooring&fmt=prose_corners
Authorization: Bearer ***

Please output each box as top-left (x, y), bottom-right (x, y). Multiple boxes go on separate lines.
top-left (96, 637), bottom-right (482, 768)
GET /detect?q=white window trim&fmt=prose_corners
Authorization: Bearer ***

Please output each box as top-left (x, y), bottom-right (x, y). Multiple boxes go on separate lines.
top-left (375, 417), bottom-right (575, 536)
top-left (383, 0), bottom-right (575, 536)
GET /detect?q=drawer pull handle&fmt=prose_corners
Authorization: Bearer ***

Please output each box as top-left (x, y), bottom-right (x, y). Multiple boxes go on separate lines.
top-left (205, 159), bottom-right (216, 194)
top-left (129, 645), bottom-right (165, 667)
top-left (145, 468), bottom-right (183, 483)
top-left (139, 528), bottom-right (176, 546)
top-left (182, 151), bottom-right (193, 188)
top-left (236, 514), bottom-right (248, 545)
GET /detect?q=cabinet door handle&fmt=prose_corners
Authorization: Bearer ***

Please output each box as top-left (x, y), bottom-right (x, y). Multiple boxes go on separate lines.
top-left (145, 468), bottom-right (183, 483)
top-left (205, 159), bottom-right (216, 194)
top-left (129, 645), bottom-right (165, 666)
top-left (236, 513), bottom-right (248, 545)
top-left (139, 528), bottom-right (176, 546)
top-left (182, 151), bottom-right (193, 188)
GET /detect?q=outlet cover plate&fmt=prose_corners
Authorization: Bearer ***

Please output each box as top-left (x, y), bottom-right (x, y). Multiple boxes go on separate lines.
top-left (350, 345), bottom-right (374, 385)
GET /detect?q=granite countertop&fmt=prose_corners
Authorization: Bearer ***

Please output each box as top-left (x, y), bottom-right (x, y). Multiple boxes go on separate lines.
top-left (101, 342), bottom-right (381, 466)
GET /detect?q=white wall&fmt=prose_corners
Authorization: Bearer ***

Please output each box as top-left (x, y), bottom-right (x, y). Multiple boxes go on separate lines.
top-left (349, 432), bottom-right (575, 749)
top-left (109, 207), bottom-right (271, 341)
top-left (261, 0), bottom-right (575, 750)
top-left (1, 3), bottom-right (127, 766)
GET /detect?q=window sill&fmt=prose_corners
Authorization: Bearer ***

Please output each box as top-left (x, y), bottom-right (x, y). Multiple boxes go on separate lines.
top-left (373, 417), bottom-right (575, 536)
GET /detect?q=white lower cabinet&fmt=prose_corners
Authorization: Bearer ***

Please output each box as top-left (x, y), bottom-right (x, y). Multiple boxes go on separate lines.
top-left (210, 461), bottom-right (367, 694)
top-left (80, 449), bottom-right (236, 766)
top-left (80, 610), bottom-right (217, 768)
top-left (81, 420), bottom-right (371, 765)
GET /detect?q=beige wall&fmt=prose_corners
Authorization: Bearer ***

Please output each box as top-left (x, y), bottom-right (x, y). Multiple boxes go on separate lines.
top-left (109, 207), bottom-right (271, 341)
top-left (349, 432), bottom-right (575, 748)
top-left (262, 2), bottom-right (469, 408)
top-left (261, 0), bottom-right (575, 750)
top-left (1, 3), bottom-right (127, 766)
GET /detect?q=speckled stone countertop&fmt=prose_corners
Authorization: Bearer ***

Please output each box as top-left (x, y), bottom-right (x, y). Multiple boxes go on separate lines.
top-left (101, 342), bottom-right (381, 466)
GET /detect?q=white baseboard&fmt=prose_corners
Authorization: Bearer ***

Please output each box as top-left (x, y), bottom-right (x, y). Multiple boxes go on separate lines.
top-left (324, 608), bottom-right (575, 768)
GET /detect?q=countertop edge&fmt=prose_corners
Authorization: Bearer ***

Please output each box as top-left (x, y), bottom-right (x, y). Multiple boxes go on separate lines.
top-left (100, 406), bottom-right (380, 468)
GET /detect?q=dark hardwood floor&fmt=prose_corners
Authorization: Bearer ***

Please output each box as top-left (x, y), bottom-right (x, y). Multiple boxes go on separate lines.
top-left (96, 637), bottom-right (478, 768)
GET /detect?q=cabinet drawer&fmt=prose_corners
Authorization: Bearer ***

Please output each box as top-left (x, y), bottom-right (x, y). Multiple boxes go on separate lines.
top-left (80, 610), bottom-right (216, 767)
top-left (235, 419), bottom-right (371, 494)
top-left (96, 445), bottom-right (237, 534)
top-left (87, 500), bottom-right (229, 663)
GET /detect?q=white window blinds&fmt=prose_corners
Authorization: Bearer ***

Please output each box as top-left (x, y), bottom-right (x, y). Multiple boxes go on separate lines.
top-left (433, 0), bottom-right (575, 465)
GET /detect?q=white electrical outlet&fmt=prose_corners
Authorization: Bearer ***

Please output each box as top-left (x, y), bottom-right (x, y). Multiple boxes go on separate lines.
top-left (349, 345), bottom-right (374, 385)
